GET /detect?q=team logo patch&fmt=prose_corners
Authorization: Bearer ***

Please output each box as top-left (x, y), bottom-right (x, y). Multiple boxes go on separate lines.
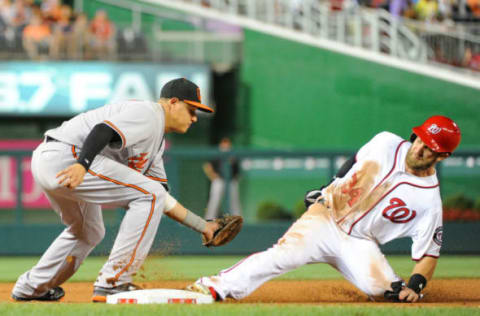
top-left (128, 153), bottom-right (148, 172)
top-left (427, 124), bottom-right (442, 134)
top-left (433, 226), bottom-right (443, 246)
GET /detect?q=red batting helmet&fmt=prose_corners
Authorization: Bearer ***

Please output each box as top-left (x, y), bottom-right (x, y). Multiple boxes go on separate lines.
top-left (412, 115), bottom-right (461, 153)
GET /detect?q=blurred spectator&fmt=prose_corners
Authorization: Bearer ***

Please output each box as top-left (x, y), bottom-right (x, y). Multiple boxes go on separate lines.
top-left (0, 0), bottom-right (14, 27)
top-left (390, 0), bottom-right (409, 16)
top-left (50, 4), bottom-right (72, 59)
top-left (22, 12), bottom-right (52, 60)
top-left (369, 0), bottom-right (389, 9)
top-left (462, 46), bottom-right (480, 71)
top-left (466, 0), bottom-right (480, 17)
top-left (437, 0), bottom-right (453, 20)
top-left (86, 9), bottom-right (116, 59)
top-left (330, 0), bottom-right (345, 10)
top-left (41, 0), bottom-right (62, 23)
top-left (415, 0), bottom-right (439, 20)
top-left (388, 0), bottom-right (416, 18)
top-left (10, 0), bottom-right (31, 31)
top-left (69, 12), bottom-right (87, 59)
top-left (0, 0), bottom-right (9, 32)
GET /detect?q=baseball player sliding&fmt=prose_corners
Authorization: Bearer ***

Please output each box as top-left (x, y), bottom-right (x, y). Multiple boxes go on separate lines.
top-left (188, 115), bottom-right (461, 303)
top-left (11, 78), bottom-right (242, 302)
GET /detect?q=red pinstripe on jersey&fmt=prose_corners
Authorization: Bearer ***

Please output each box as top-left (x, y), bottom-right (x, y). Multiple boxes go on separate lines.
top-left (412, 254), bottom-right (440, 261)
top-left (345, 139), bottom-right (439, 234)
top-left (347, 181), bottom-right (439, 235)
top-left (336, 140), bottom-right (408, 225)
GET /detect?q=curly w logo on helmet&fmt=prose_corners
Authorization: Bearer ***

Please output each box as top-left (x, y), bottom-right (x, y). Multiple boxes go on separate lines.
top-left (427, 124), bottom-right (442, 134)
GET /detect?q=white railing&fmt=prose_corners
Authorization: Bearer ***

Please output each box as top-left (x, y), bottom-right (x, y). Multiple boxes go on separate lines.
top-left (147, 0), bottom-right (427, 62)
top-left (88, 0), bottom-right (244, 65)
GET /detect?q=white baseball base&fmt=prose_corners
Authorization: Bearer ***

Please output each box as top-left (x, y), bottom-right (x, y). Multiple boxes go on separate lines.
top-left (106, 289), bottom-right (214, 304)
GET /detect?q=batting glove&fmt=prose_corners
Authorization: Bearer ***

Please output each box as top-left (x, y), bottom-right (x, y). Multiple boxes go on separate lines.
top-left (304, 188), bottom-right (324, 208)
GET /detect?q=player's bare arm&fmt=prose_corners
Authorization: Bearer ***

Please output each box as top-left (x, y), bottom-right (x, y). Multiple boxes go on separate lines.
top-left (163, 197), bottom-right (220, 241)
top-left (398, 256), bottom-right (437, 302)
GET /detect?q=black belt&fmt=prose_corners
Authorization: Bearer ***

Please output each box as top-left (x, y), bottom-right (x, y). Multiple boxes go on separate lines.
top-left (46, 136), bottom-right (59, 142)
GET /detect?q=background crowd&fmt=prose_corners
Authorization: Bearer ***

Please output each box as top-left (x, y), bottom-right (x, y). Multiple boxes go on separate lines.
top-left (0, 0), bottom-right (116, 60)
top-left (1, 0), bottom-right (480, 71)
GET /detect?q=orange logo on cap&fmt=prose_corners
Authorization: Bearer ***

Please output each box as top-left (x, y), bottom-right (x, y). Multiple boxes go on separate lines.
top-left (196, 87), bottom-right (201, 102)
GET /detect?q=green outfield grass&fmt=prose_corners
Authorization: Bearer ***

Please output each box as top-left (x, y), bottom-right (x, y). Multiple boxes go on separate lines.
top-left (1, 255), bottom-right (480, 282)
top-left (0, 303), bottom-right (479, 316)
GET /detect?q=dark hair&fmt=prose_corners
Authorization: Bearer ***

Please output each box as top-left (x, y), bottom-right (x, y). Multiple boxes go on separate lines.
top-left (410, 133), bottom-right (417, 143)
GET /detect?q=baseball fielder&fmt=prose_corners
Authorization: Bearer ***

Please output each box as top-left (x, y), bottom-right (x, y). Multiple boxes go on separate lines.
top-left (203, 137), bottom-right (242, 219)
top-left (12, 78), bottom-right (222, 302)
top-left (188, 115), bottom-right (461, 303)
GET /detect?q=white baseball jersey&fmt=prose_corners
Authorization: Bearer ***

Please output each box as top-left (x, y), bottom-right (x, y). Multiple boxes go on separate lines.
top-left (324, 132), bottom-right (443, 260)
top-left (194, 132), bottom-right (444, 301)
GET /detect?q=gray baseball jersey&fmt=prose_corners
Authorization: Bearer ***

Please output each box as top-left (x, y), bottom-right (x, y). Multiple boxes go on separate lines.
top-left (46, 100), bottom-right (167, 179)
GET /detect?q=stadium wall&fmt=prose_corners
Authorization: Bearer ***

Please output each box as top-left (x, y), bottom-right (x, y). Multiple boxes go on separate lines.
top-left (240, 30), bottom-right (480, 150)
top-left (0, 220), bottom-right (478, 255)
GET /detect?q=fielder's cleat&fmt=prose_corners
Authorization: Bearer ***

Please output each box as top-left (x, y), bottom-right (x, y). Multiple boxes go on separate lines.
top-left (92, 283), bottom-right (142, 303)
top-left (11, 286), bottom-right (65, 302)
top-left (185, 282), bottom-right (221, 301)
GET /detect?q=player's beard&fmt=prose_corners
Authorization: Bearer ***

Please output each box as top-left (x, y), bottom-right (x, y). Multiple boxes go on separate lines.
top-left (405, 150), bottom-right (437, 171)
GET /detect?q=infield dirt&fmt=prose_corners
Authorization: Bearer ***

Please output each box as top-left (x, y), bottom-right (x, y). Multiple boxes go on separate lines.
top-left (1, 279), bottom-right (479, 306)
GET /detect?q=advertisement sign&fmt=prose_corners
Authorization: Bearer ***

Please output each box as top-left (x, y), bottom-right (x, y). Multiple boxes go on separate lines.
top-left (0, 62), bottom-right (211, 116)
top-left (0, 140), bottom-right (49, 208)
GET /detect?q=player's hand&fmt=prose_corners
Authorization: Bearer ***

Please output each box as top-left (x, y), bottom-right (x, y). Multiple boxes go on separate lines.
top-left (56, 163), bottom-right (87, 189)
top-left (202, 221), bottom-right (220, 242)
top-left (398, 287), bottom-right (420, 303)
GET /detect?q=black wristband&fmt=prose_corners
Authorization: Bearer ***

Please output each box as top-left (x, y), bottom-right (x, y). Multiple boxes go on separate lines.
top-left (407, 273), bottom-right (427, 293)
top-left (76, 158), bottom-right (90, 171)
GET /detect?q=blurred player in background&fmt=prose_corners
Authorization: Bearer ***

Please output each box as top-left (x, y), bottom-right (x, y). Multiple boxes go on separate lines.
top-left (188, 115), bottom-right (461, 303)
top-left (203, 136), bottom-right (242, 219)
top-left (11, 78), bottom-right (220, 302)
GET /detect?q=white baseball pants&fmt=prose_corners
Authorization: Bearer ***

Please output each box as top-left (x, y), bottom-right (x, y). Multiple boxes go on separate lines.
top-left (197, 203), bottom-right (400, 300)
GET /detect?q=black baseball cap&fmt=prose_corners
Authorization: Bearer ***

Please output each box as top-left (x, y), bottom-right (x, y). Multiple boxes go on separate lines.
top-left (160, 78), bottom-right (214, 113)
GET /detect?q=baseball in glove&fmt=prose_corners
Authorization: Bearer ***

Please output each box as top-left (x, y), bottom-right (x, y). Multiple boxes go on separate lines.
top-left (202, 215), bottom-right (243, 247)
